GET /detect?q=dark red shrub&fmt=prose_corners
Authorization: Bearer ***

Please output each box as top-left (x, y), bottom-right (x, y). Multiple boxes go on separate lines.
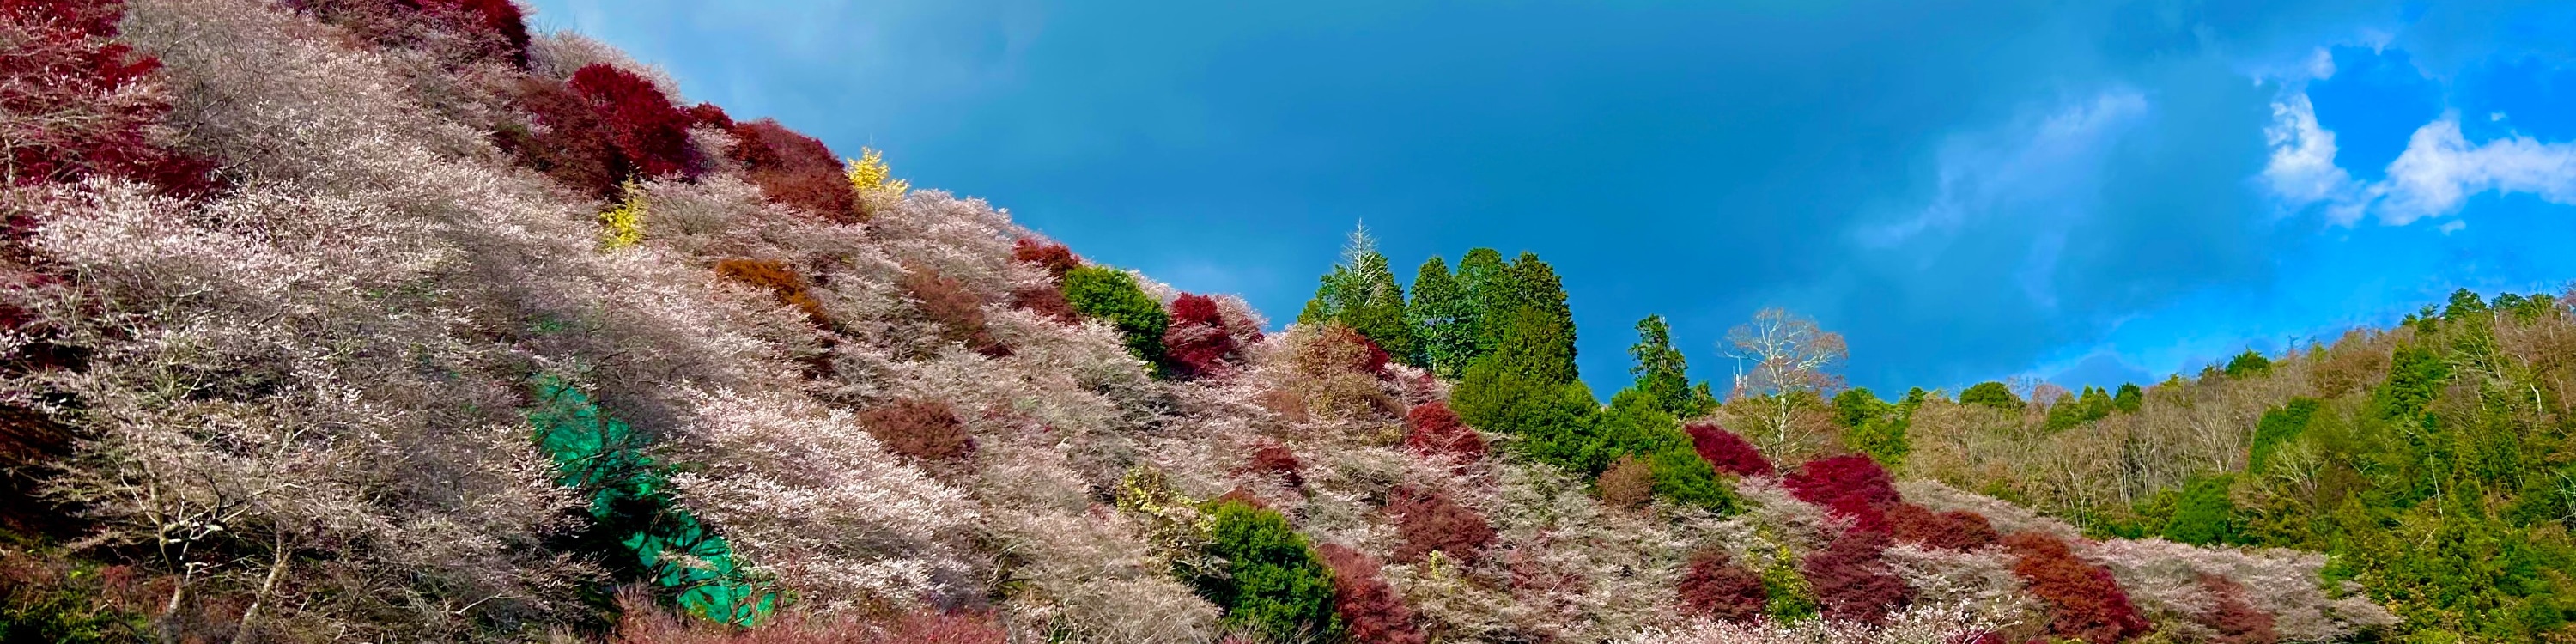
top-left (1785, 454), bottom-right (1900, 533)
top-left (726, 118), bottom-right (856, 222)
top-left (1163, 293), bottom-right (1244, 380)
top-left (1388, 486), bottom-right (1493, 563)
top-left (1212, 486), bottom-right (1267, 511)
top-left (1312, 325), bottom-right (1390, 375)
top-left (1011, 238), bottom-right (1081, 279)
top-left (1887, 503), bottom-right (2000, 550)
top-left (857, 398), bottom-right (974, 460)
top-left (683, 102), bottom-right (732, 129)
top-left (1403, 401), bottom-right (1486, 462)
top-left (1677, 548), bottom-right (1768, 622)
top-left (1801, 530), bottom-right (1911, 623)
top-left (504, 78), bottom-right (624, 197)
top-left (568, 64), bottom-right (697, 180)
top-left (417, 0), bottom-right (529, 65)
top-left (1597, 455), bottom-right (1655, 509)
top-left (1687, 422), bottom-right (1773, 477)
top-left (1241, 440), bottom-right (1303, 489)
top-left (0, 0), bottom-right (214, 195)
top-left (2202, 574), bottom-right (2278, 644)
top-left (1009, 284), bottom-right (1078, 325)
top-left (714, 258), bottom-right (829, 326)
top-left (2002, 532), bottom-right (2151, 644)
top-left (896, 264), bottom-right (1006, 357)
top-left (1315, 543), bottom-right (1427, 644)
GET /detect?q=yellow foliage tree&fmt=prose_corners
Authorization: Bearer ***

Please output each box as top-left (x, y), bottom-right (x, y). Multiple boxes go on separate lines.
top-left (599, 179), bottom-right (647, 249)
top-left (846, 147), bottom-right (908, 213)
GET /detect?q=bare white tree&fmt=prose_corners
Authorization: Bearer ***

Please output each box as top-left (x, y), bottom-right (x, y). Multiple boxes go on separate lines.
top-left (1724, 308), bottom-right (1850, 460)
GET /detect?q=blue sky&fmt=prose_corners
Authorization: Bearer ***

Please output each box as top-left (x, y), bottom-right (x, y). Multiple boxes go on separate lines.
top-left (521, 0), bottom-right (2576, 397)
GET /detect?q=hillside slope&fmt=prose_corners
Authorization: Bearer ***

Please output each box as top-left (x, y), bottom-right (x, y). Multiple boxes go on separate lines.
top-left (0, 1), bottom-right (2422, 642)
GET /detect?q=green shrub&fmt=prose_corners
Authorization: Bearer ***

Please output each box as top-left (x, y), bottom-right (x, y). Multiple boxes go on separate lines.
top-left (1060, 265), bottom-right (1171, 370)
top-left (1959, 381), bottom-right (2021, 410)
top-left (1193, 501), bottom-right (1343, 641)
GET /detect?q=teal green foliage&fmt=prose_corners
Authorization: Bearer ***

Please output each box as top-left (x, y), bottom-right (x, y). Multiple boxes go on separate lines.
top-left (2112, 382), bottom-right (2144, 413)
top-left (1061, 265), bottom-right (1172, 369)
top-left (529, 376), bottom-right (773, 625)
top-left (1631, 315), bottom-right (1715, 418)
top-left (1409, 256), bottom-right (1477, 377)
top-left (1194, 501), bottom-right (1344, 641)
top-left (2222, 350), bottom-right (2274, 378)
top-left (2249, 398), bottom-right (2321, 473)
top-left (2161, 474), bottom-right (2239, 545)
top-left (1959, 381), bottom-right (2021, 410)
top-left (1300, 227), bottom-right (1422, 366)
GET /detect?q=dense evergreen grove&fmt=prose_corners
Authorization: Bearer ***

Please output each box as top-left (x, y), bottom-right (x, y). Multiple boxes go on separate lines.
top-left (0, 0), bottom-right (2551, 642)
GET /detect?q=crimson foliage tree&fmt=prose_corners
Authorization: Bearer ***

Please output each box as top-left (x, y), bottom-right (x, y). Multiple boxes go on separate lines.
top-left (896, 264), bottom-right (1006, 357)
top-left (1012, 238), bottom-right (1081, 279)
top-left (0, 0), bottom-right (212, 194)
top-left (1801, 531), bottom-right (1911, 623)
top-left (417, 0), bottom-right (529, 64)
top-left (1388, 486), bottom-right (1493, 563)
top-left (2201, 574), bottom-right (2280, 644)
top-left (2003, 532), bottom-right (2151, 644)
top-left (568, 64), bottom-right (696, 180)
top-left (1163, 293), bottom-right (1244, 380)
top-left (1315, 543), bottom-right (1427, 644)
top-left (727, 118), bottom-right (857, 222)
top-left (1403, 401), bottom-right (1486, 462)
top-left (1687, 423), bottom-right (1773, 477)
top-left (1784, 455), bottom-right (1899, 533)
top-left (1677, 548), bottom-right (1768, 622)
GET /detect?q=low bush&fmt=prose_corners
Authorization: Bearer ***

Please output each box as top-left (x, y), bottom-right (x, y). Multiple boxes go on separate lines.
top-left (1403, 401), bottom-right (1487, 462)
top-left (1785, 455), bottom-right (1900, 533)
top-left (1689, 422), bottom-right (1774, 477)
top-left (1886, 503), bottom-right (1999, 550)
top-left (713, 258), bottom-right (830, 326)
top-left (1801, 531), bottom-right (1911, 623)
top-left (1163, 293), bottom-right (1245, 380)
top-left (569, 63), bottom-right (697, 180)
top-left (1678, 548), bottom-right (1769, 622)
top-left (1011, 238), bottom-right (1080, 279)
top-left (856, 398), bottom-right (975, 460)
top-left (1242, 440), bottom-right (1304, 489)
top-left (2002, 532), bottom-right (2150, 644)
top-left (1388, 486), bottom-right (1493, 563)
top-left (1060, 266), bottom-right (1170, 368)
top-left (896, 264), bottom-right (1006, 356)
top-left (1315, 543), bottom-right (1427, 644)
top-left (0, 0), bottom-right (214, 194)
top-left (727, 118), bottom-right (856, 222)
top-left (1194, 501), bottom-right (1343, 641)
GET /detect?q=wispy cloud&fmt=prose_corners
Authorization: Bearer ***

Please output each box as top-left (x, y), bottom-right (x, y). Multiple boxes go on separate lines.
top-left (2263, 96), bottom-right (2576, 225)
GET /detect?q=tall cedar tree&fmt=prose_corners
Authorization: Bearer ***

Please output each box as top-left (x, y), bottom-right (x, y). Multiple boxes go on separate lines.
top-left (1451, 307), bottom-right (1596, 469)
top-left (1299, 226), bottom-right (1422, 367)
top-left (1631, 315), bottom-right (1716, 418)
top-left (1408, 256), bottom-right (1477, 378)
top-left (1059, 266), bottom-right (1170, 371)
top-left (1455, 247), bottom-right (1513, 358)
top-left (1196, 501), bottom-right (1344, 641)
top-left (1505, 252), bottom-right (1577, 375)
top-left (1314, 544), bottom-right (1429, 644)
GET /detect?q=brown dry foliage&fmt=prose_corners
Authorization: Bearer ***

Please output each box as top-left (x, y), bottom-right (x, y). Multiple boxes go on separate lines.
top-left (857, 398), bottom-right (975, 460)
top-left (1596, 456), bottom-right (1655, 510)
top-left (896, 264), bottom-right (1006, 357)
top-left (714, 258), bottom-right (830, 326)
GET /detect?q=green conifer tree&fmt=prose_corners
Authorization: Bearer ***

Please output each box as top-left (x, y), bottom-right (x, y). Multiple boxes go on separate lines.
top-left (1457, 248), bottom-right (1516, 357)
top-left (1631, 315), bottom-right (1713, 418)
top-left (1410, 256), bottom-right (1477, 377)
top-left (1300, 225), bottom-right (1423, 366)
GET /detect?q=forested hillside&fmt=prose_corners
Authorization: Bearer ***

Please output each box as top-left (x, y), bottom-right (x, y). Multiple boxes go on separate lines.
top-left (0, 0), bottom-right (2550, 642)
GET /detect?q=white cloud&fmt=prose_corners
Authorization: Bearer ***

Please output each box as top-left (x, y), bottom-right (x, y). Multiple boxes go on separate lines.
top-left (2258, 93), bottom-right (2358, 213)
top-left (2258, 95), bottom-right (2576, 226)
top-left (2377, 118), bottom-right (2576, 224)
top-left (1862, 88), bottom-right (2151, 247)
